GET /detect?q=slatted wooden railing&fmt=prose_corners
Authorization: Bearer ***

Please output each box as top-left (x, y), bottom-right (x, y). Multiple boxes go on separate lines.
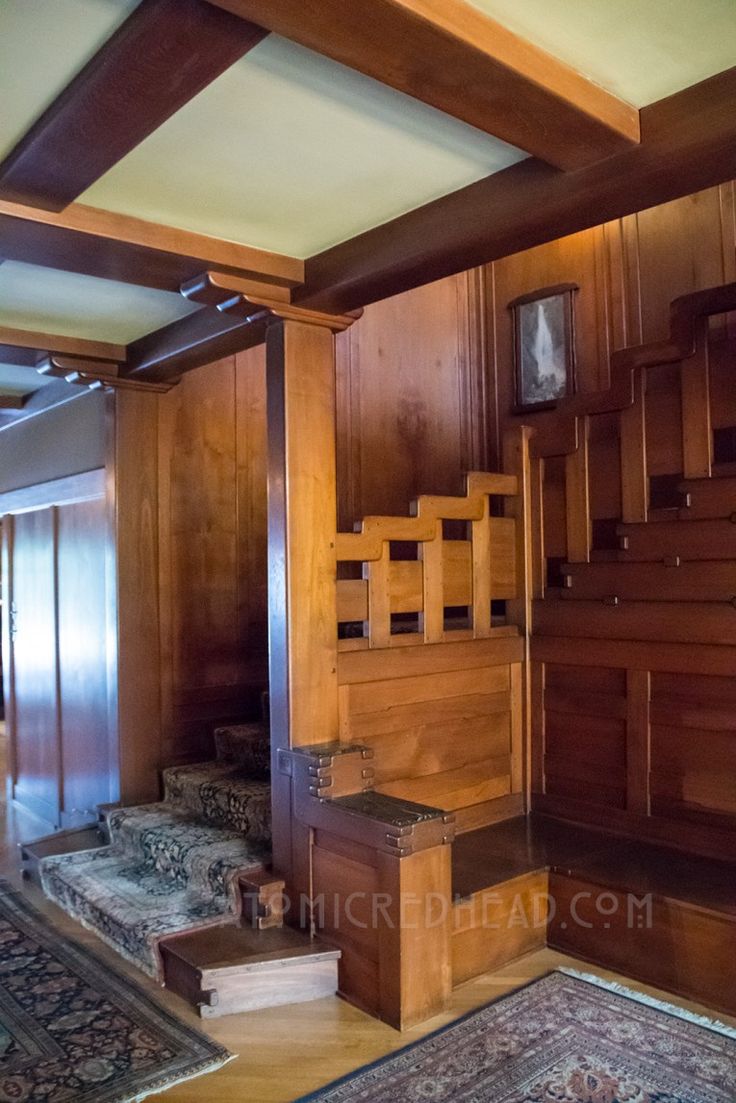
top-left (532, 281), bottom-right (736, 563)
top-left (336, 470), bottom-right (522, 649)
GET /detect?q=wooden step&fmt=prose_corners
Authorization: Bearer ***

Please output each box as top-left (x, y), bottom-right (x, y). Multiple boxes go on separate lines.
top-left (617, 517), bottom-right (736, 561)
top-left (20, 824), bottom-right (104, 885)
top-left (679, 475), bottom-right (736, 519)
top-left (534, 596), bottom-right (736, 645)
top-left (561, 560), bottom-right (736, 603)
top-left (160, 924), bottom-right (340, 1018)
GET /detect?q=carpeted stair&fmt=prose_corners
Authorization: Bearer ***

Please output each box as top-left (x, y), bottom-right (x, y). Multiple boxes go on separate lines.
top-left (40, 719), bottom-right (273, 979)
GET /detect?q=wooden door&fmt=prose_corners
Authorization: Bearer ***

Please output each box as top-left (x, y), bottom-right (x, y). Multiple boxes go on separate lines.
top-left (57, 497), bottom-right (115, 825)
top-left (8, 508), bottom-right (61, 826)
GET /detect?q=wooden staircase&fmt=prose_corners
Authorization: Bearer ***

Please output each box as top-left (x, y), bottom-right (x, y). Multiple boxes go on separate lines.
top-left (529, 279), bottom-right (736, 858)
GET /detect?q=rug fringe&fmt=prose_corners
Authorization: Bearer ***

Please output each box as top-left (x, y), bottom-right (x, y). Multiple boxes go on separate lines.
top-left (130, 1052), bottom-right (237, 1103)
top-left (557, 967), bottom-right (736, 1039)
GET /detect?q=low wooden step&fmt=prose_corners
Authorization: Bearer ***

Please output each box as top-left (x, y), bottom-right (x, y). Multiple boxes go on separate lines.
top-left (679, 475), bottom-right (736, 520)
top-left (617, 516), bottom-right (736, 561)
top-left (20, 824), bottom-right (104, 885)
top-left (561, 559), bottom-right (736, 602)
top-left (160, 924), bottom-right (340, 1018)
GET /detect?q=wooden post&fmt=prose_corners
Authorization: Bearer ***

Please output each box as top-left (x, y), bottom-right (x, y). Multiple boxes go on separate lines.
top-left (564, 416), bottom-right (591, 563)
top-left (376, 845), bottom-right (453, 1030)
top-left (681, 325), bottom-right (712, 479)
top-left (620, 367), bottom-right (648, 523)
top-left (503, 425), bottom-right (534, 808)
top-left (266, 313), bottom-right (351, 886)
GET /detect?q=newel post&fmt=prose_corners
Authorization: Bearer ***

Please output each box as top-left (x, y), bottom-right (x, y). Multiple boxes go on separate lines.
top-left (265, 305), bottom-right (362, 892)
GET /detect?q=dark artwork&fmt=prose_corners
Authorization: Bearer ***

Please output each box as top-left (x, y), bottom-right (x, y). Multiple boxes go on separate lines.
top-left (512, 286), bottom-right (576, 411)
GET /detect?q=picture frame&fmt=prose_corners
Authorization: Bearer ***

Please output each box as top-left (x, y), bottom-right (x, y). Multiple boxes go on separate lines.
top-left (509, 283), bottom-right (578, 412)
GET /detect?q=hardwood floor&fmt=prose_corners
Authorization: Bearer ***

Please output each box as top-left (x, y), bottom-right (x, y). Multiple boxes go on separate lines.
top-left (1, 766), bottom-right (734, 1102)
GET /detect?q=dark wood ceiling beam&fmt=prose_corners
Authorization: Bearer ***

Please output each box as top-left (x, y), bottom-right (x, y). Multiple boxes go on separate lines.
top-left (207, 0), bottom-right (639, 170)
top-left (299, 67), bottom-right (736, 315)
top-left (0, 200), bottom-right (303, 292)
top-left (124, 308), bottom-right (267, 384)
top-left (0, 0), bottom-right (267, 210)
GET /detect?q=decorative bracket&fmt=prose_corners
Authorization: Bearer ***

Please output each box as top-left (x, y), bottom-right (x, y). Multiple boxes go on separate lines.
top-left (37, 354), bottom-right (174, 393)
top-left (181, 270), bottom-right (362, 332)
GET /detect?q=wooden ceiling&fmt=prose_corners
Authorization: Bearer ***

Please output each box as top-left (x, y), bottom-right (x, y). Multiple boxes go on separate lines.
top-left (1, 0), bottom-right (735, 413)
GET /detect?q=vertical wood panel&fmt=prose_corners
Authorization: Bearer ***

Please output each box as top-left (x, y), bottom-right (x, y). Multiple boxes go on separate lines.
top-left (334, 273), bottom-right (486, 527)
top-left (112, 390), bottom-right (161, 805)
top-left (9, 507), bottom-right (60, 825)
top-left (57, 496), bottom-right (114, 825)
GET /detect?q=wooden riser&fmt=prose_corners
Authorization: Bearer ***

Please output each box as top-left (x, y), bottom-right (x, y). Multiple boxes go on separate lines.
top-left (548, 873), bottom-right (736, 1017)
top-left (616, 517), bottom-right (736, 561)
top-left (534, 598), bottom-right (736, 645)
top-left (561, 560), bottom-right (736, 602)
top-left (452, 870), bottom-right (548, 985)
top-left (679, 475), bottom-right (736, 520)
top-left (161, 924), bottom-right (340, 1019)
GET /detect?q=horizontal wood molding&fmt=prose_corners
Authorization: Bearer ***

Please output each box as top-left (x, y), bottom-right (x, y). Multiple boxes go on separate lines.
top-left (0, 468), bottom-right (105, 516)
top-left (0, 0), bottom-right (267, 210)
top-left (207, 0), bottom-right (639, 170)
top-left (0, 200), bottom-right (303, 292)
top-left (300, 67), bottom-right (736, 314)
top-left (531, 635), bottom-right (736, 677)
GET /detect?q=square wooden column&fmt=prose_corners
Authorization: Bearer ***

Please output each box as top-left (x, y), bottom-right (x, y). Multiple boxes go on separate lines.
top-left (266, 316), bottom-right (341, 884)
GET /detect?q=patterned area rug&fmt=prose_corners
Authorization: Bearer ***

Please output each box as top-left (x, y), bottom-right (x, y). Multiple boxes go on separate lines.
top-left (297, 970), bottom-right (736, 1102)
top-left (0, 880), bottom-right (232, 1102)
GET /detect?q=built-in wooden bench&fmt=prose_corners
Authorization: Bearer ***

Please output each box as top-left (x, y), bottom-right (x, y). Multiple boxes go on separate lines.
top-left (451, 814), bottom-right (736, 1016)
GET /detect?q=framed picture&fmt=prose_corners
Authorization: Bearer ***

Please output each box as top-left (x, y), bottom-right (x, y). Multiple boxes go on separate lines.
top-left (510, 283), bottom-right (577, 412)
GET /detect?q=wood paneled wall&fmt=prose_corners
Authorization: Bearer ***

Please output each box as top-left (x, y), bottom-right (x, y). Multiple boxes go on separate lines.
top-left (154, 346), bottom-right (268, 764)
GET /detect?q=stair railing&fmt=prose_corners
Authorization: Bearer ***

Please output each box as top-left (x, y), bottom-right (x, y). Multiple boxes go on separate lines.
top-left (530, 281), bottom-right (736, 568)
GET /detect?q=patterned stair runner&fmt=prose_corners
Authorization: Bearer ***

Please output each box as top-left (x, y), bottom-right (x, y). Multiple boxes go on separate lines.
top-left (40, 720), bottom-right (272, 978)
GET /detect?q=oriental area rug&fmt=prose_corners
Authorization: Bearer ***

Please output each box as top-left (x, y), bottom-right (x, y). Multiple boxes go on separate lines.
top-left (298, 969), bottom-right (736, 1103)
top-left (0, 880), bottom-right (232, 1103)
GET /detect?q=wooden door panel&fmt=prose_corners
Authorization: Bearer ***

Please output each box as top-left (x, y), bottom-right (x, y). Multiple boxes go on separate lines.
top-left (57, 497), bottom-right (114, 825)
top-left (11, 508), bottom-right (60, 825)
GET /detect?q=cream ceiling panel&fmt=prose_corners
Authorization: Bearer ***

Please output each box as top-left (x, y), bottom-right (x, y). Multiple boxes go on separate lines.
top-left (83, 35), bottom-right (526, 257)
top-left (0, 0), bottom-right (138, 161)
top-left (468, 0), bottom-right (736, 106)
top-left (0, 361), bottom-right (53, 395)
top-left (0, 262), bottom-right (200, 343)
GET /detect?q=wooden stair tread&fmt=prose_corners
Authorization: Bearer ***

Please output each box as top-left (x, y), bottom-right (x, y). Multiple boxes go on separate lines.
top-left (452, 815), bottom-right (736, 918)
top-left (161, 923), bottom-right (339, 973)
